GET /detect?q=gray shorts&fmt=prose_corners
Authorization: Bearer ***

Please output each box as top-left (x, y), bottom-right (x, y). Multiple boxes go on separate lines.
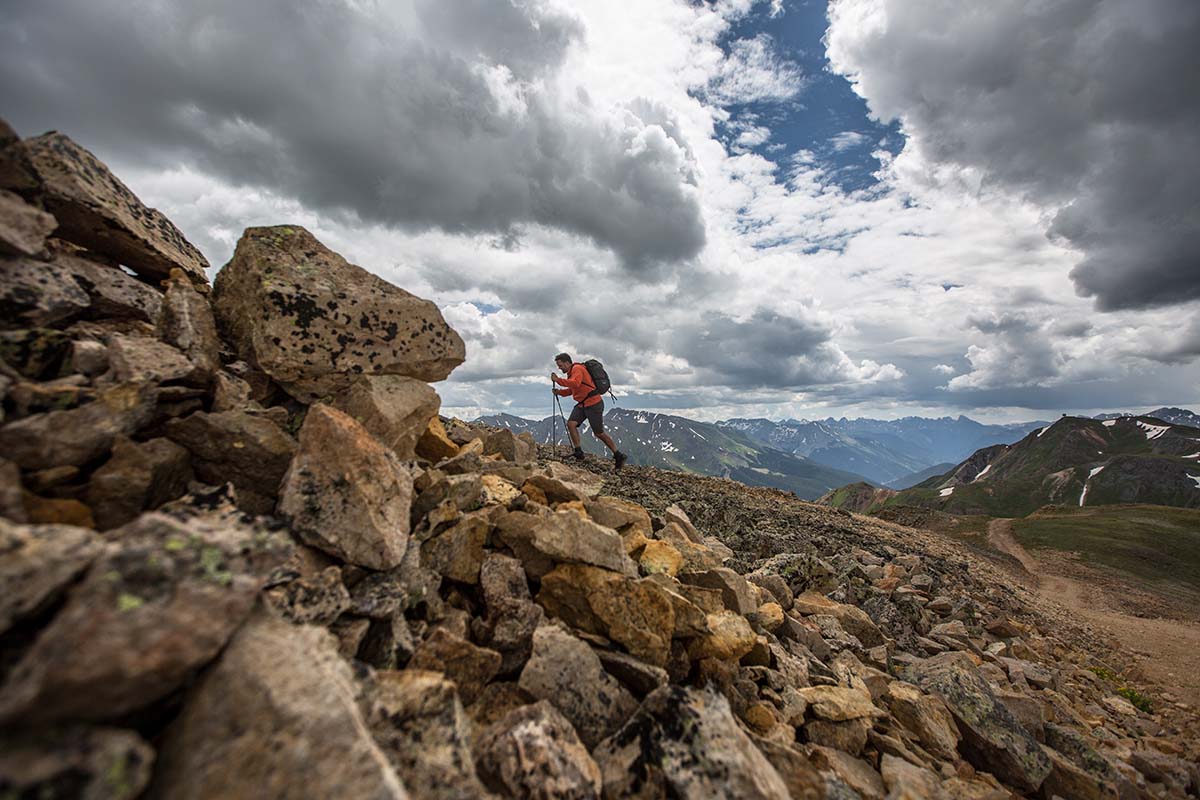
top-left (568, 399), bottom-right (604, 434)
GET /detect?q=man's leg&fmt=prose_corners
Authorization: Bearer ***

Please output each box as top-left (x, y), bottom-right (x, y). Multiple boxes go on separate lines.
top-left (567, 419), bottom-right (581, 449)
top-left (596, 431), bottom-right (618, 454)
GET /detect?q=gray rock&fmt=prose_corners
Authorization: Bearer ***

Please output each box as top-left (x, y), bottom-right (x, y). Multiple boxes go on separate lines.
top-left (909, 652), bottom-right (1051, 793)
top-left (518, 625), bottom-right (637, 749)
top-left (0, 188), bottom-right (56, 256)
top-left (157, 268), bottom-right (220, 383)
top-left (19, 132), bottom-right (209, 285)
top-left (593, 685), bottom-right (791, 800)
top-left (478, 553), bottom-right (543, 674)
top-left (106, 333), bottom-right (196, 384)
top-left (263, 550), bottom-right (351, 627)
top-left (332, 374), bottom-right (441, 460)
top-left (0, 518), bottom-right (101, 636)
top-left (166, 409), bottom-right (296, 514)
top-left (0, 381), bottom-right (157, 470)
top-left (0, 725), bottom-right (155, 800)
top-left (483, 428), bottom-right (536, 463)
top-left (86, 436), bottom-right (192, 529)
top-left (0, 508), bottom-right (292, 724)
top-left (365, 669), bottom-right (491, 799)
top-left (211, 225), bottom-right (463, 402)
top-left (475, 700), bottom-right (601, 800)
top-left (520, 510), bottom-right (637, 576)
top-left (71, 338), bottom-right (109, 376)
top-left (151, 612), bottom-right (407, 799)
top-left (278, 404), bottom-right (413, 569)
top-left (678, 567), bottom-right (759, 615)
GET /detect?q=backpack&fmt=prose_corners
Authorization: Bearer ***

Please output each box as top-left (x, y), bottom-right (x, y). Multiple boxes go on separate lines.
top-left (581, 359), bottom-right (612, 399)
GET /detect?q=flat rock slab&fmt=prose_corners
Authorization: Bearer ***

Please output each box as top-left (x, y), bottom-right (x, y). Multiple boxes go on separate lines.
top-left (0, 508), bottom-right (293, 724)
top-left (909, 652), bottom-right (1051, 794)
top-left (20, 132), bottom-right (209, 286)
top-left (151, 613), bottom-right (407, 799)
top-left (212, 225), bottom-right (463, 401)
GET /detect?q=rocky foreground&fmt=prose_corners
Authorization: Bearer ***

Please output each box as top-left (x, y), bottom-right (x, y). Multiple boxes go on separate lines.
top-left (1, 120), bottom-right (1198, 799)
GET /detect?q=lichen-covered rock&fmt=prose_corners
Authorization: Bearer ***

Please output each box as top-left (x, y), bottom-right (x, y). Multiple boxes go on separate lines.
top-left (263, 548), bottom-right (351, 626)
top-left (151, 612), bottom-right (407, 799)
top-left (475, 700), bottom-right (601, 800)
top-left (0, 725), bottom-right (155, 800)
top-left (0, 508), bottom-right (292, 724)
top-left (86, 436), bottom-right (192, 529)
top-left (518, 625), bottom-right (637, 749)
top-left (909, 652), bottom-right (1051, 794)
top-left (593, 685), bottom-right (791, 800)
top-left (166, 409), bottom-right (296, 514)
top-left (678, 567), bottom-right (759, 615)
top-left (157, 268), bottom-right (221, 383)
top-left (211, 225), bottom-right (463, 401)
top-left (886, 680), bottom-right (961, 760)
top-left (278, 404), bottom-right (414, 569)
top-left (478, 553), bottom-right (543, 674)
top-left (333, 375), bottom-right (440, 460)
top-left (0, 381), bottom-right (157, 470)
top-left (1, 251), bottom-right (164, 332)
top-left (365, 669), bottom-right (491, 799)
top-left (792, 591), bottom-right (885, 648)
top-left (0, 188), bottom-right (56, 256)
top-left (19, 132), bottom-right (210, 286)
top-left (0, 518), bottom-right (101, 635)
top-left (538, 563), bottom-right (676, 668)
top-left (107, 333), bottom-right (196, 384)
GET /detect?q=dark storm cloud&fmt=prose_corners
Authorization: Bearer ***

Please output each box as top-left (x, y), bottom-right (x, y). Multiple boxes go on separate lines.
top-left (828, 0), bottom-right (1200, 310)
top-left (669, 308), bottom-right (866, 389)
top-left (0, 0), bottom-right (705, 272)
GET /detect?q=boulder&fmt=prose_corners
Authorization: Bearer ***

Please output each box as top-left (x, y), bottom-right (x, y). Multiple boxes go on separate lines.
top-left (662, 504), bottom-right (703, 542)
top-left (409, 628), bottom-right (502, 705)
top-left (593, 685), bottom-right (791, 800)
top-left (332, 375), bottom-right (440, 460)
top-left (909, 652), bottom-right (1051, 793)
top-left (807, 746), bottom-right (885, 800)
top-left (595, 649), bottom-right (670, 697)
top-left (151, 613), bottom-right (406, 799)
top-left (747, 571), bottom-right (794, 611)
top-left (0, 381), bottom-right (157, 470)
top-left (483, 428), bottom-right (535, 463)
top-left (885, 681), bottom-right (960, 761)
top-left (510, 510), bottom-right (636, 576)
top-left (879, 753), bottom-right (941, 800)
top-left (86, 436), bottom-right (192, 529)
top-left (0, 509), bottom-right (292, 724)
top-left (262, 548), bottom-right (351, 626)
top-left (678, 567), bottom-right (759, 615)
top-left (639, 539), bottom-right (683, 576)
top-left (478, 553), bottom-right (543, 674)
top-left (1, 251), bottom-right (164, 332)
top-left (1041, 723), bottom-right (1127, 800)
top-left (19, 132), bottom-right (210, 285)
top-left (797, 686), bottom-right (885, 722)
top-left (686, 610), bottom-right (757, 662)
top-left (211, 225), bottom-right (463, 401)
top-left (474, 700), bottom-right (602, 800)
top-left (278, 404), bottom-right (413, 569)
top-left (166, 410), bottom-right (296, 514)
top-left (0, 518), bottom-right (101, 636)
top-left (417, 416), bottom-right (460, 461)
top-left (518, 625), bottom-right (637, 749)
top-left (421, 512), bottom-right (490, 584)
top-left (71, 338), bottom-right (109, 376)
top-left (157, 268), bottom-right (221, 382)
top-left (0, 725), bottom-right (154, 800)
top-left (804, 718), bottom-right (872, 757)
top-left (537, 563), bottom-right (676, 667)
top-left (365, 669), bottom-right (491, 799)
top-left (584, 495), bottom-right (653, 540)
top-left (792, 591), bottom-right (885, 648)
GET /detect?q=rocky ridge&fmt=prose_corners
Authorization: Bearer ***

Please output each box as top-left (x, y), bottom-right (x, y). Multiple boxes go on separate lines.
top-left (1, 121), bottom-right (1198, 799)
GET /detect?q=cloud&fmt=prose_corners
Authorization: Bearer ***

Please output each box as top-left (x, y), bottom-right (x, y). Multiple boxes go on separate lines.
top-left (826, 0), bottom-right (1200, 310)
top-left (830, 131), bottom-right (867, 152)
top-left (705, 33), bottom-right (806, 105)
top-left (0, 0), bottom-right (705, 273)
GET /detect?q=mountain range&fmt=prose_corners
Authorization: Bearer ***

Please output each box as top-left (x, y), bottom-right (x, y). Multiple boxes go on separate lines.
top-left (824, 412), bottom-right (1200, 517)
top-left (475, 409), bottom-right (866, 500)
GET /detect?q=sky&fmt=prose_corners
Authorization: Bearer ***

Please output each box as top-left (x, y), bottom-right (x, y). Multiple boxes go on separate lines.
top-left (2, 0), bottom-right (1198, 423)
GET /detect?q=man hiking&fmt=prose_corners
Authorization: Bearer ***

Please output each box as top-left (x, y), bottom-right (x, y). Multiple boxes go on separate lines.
top-left (552, 352), bottom-right (627, 469)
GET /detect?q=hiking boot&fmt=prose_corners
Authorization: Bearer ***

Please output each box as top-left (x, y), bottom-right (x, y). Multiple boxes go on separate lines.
top-left (570, 448), bottom-right (585, 461)
top-left (614, 451), bottom-right (627, 470)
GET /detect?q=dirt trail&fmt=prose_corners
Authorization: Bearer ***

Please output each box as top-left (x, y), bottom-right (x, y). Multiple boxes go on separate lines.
top-left (987, 518), bottom-right (1200, 707)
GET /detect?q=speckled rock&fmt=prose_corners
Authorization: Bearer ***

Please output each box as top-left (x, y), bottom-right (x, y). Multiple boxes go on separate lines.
top-left (0, 188), bottom-right (56, 256)
top-left (365, 669), bottom-right (491, 799)
top-left (909, 652), bottom-right (1051, 794)
top-left (475, 700), bottom-right (601, 800)
top-left (409, 628), bottom-right (502, 706)
top-left (151, 613), bottom-right (407, 799)
top-left (518, 625), bottom-right (637, 749)
top-left (0, 508), bottom-right (292, 724)
top-left (107, 334), bottom-right (195, 385)
top-left (211, 225), bottom-right (463, 401)
top-left (593, 685), bottom-right (791, 800)
top-left (18, 132), bottom-right (209, 286)
top-left (278, 404), bottom-right (413, 569)
top-left (332, 375), bottom-right (441, 460)
top-left (157, 268), bottom-right (220, 383)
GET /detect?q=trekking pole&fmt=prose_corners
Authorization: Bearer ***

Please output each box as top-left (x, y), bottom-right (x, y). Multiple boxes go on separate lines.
top-left (550, 380), bottom-right (557, 452)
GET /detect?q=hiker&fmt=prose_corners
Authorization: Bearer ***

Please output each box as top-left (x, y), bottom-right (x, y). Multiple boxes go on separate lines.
top-left (552, 352), bottom-right (627, 469)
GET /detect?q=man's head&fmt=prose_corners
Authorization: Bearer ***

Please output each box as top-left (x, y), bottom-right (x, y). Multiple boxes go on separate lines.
top-left (555, 352), bottom-right (572, 373)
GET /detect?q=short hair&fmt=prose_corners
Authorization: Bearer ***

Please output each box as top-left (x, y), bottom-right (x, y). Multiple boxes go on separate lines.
top-left (555, 352), bottom-right (572, 364)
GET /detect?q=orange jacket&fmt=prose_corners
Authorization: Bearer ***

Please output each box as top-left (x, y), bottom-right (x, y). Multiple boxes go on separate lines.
top-left (554, 363), bottom-right (602, 407)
